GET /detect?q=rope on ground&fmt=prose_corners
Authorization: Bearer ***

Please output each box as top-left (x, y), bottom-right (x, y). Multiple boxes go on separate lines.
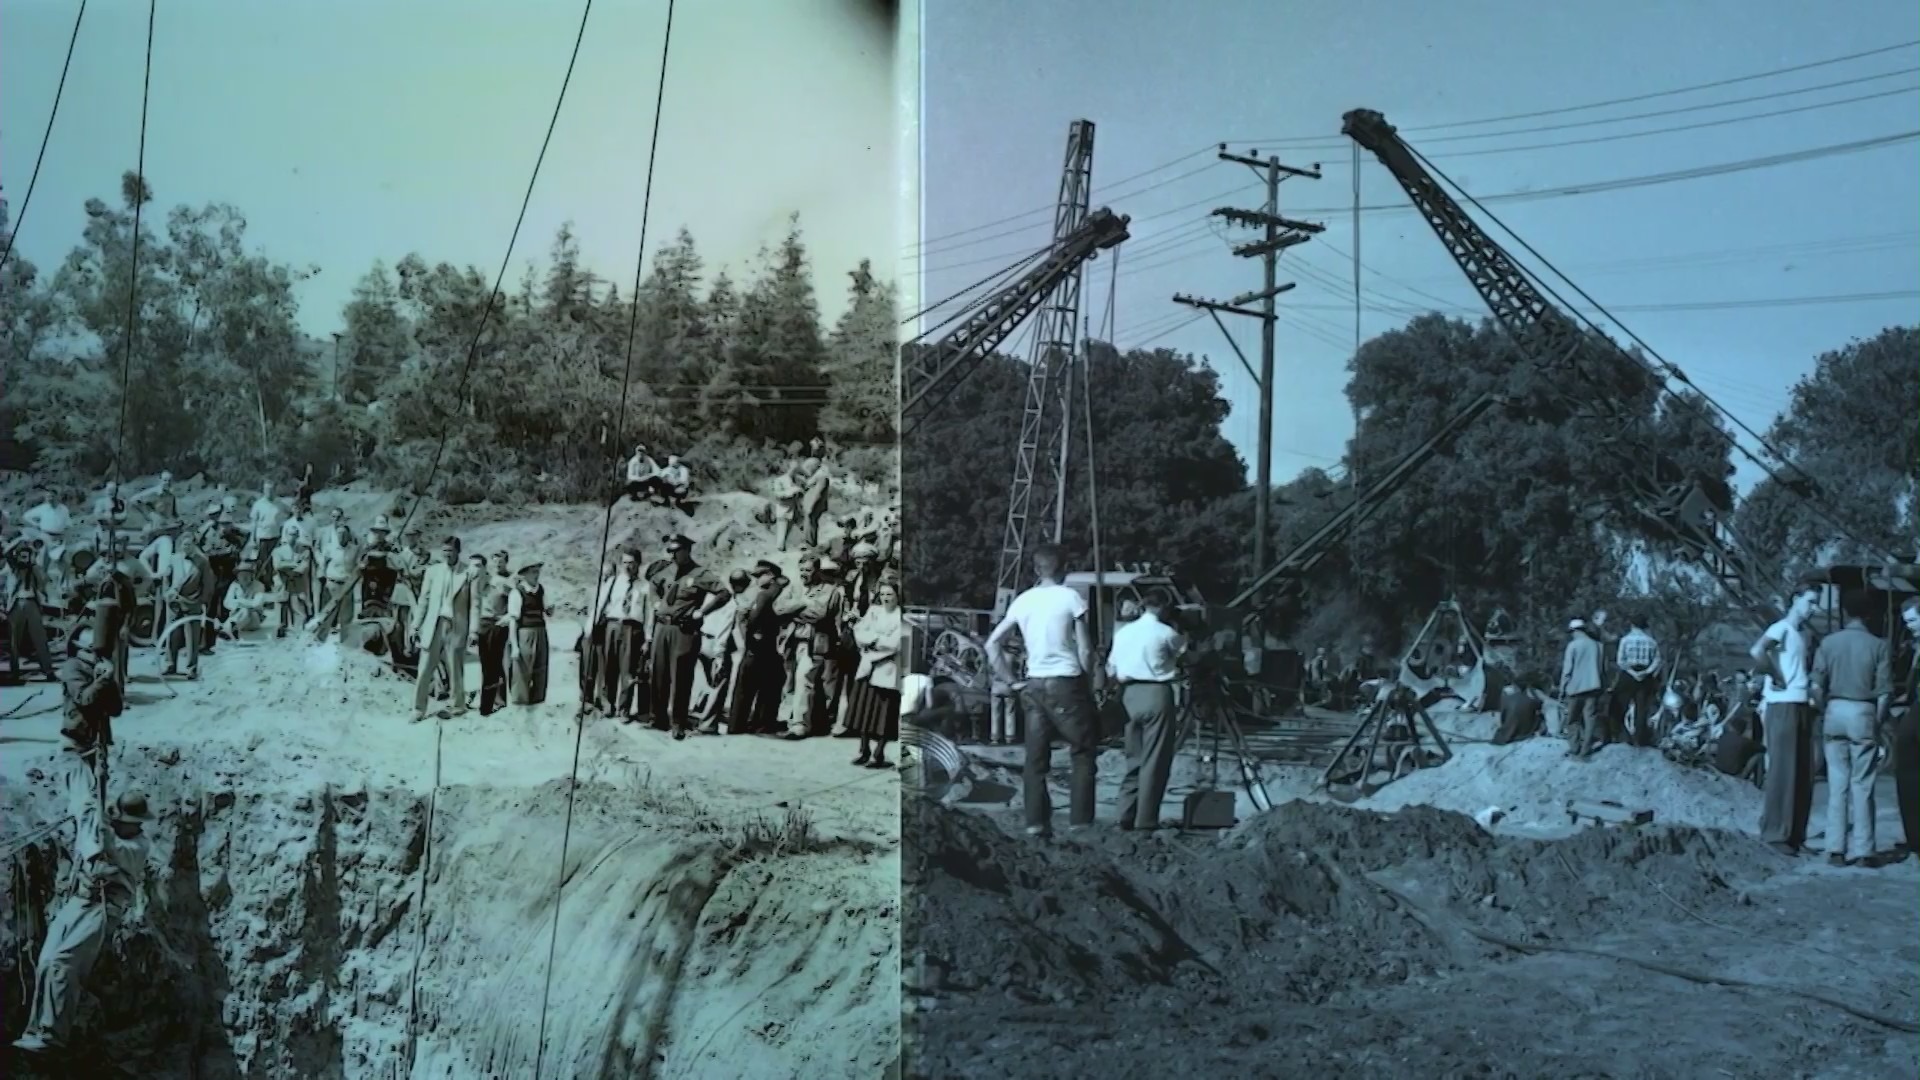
top-left (531, 4), bottom-right (674, 1075)
top-left (1363, 871), bottom-right (1920, 1034)
top-left (0, 688), bottom-right (49, 719)
top-left (0, 0), bottom-right (86, 274)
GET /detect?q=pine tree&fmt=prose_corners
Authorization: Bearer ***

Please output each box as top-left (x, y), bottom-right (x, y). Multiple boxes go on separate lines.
top-left (820, 257), bottom-right (897, 445)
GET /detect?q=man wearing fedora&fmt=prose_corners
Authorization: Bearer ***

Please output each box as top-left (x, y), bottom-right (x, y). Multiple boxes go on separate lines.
top-left (3, 539), bottom-right (58, 683)
top-left (1558, 617), bottom-right (1606, 758)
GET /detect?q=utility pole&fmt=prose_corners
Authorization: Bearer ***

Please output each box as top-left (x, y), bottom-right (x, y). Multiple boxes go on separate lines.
top-left (330, 332), bottom-right (344, 401)
top-left (1173, 145), bottom-right (1321, 595)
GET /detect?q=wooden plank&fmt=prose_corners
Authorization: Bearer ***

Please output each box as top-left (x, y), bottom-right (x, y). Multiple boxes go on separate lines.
top-left (1567, 799), bottom-right (1655, 826)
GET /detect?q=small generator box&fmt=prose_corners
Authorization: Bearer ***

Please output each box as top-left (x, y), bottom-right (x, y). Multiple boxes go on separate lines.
top-left (1182, 790), bottom-right (1237, 829)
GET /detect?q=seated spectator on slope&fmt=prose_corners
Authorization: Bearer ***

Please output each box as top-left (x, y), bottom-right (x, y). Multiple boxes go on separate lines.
top-left (1491, 675), bottom-right (1545, 746)
top-left (1713, 707), bottom-right (1764, 784)
top-left (219, 562), bottom-right (280, 638)
top-left (622, 444), bottom-right (674, 505)
top-left (659, 455), bottom-right (693, 508)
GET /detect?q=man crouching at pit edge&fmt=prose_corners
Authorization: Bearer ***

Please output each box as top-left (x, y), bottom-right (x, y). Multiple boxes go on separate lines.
top-left (985, 543), bottom-right (1102, 838)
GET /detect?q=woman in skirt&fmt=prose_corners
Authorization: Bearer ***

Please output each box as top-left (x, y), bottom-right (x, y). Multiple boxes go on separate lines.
top-left (847, 576), bottom-right (903, 768)
top-left (507, 562), bottom-right (551, 706)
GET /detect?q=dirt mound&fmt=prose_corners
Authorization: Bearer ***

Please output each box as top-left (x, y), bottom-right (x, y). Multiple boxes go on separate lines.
top-left (910, 798), bottom-right (1785, 1014)
top-left (1364, 738), bottom-right (1761, 833)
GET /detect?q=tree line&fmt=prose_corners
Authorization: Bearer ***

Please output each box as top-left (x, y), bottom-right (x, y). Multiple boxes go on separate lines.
top-left (902, 313), bottom-right (1917, 670)
top-left (0, 172), bottom-right (899, 502)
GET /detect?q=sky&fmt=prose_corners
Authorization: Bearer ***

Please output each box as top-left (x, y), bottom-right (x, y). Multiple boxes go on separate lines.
top-left (1, 0), bottom-right (900, 337)
top-left (919, 0), bottom-right (1920, 496)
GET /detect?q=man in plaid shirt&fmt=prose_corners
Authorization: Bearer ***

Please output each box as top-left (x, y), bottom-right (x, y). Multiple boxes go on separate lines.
top-left (1613, 617), bottom-right (1663, 748)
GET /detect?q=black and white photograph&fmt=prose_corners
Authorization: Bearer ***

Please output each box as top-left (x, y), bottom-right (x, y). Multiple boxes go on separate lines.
top-left (1, 1), bottom-right (906, 1076)
top-left (900, 1), bottom-right (1920, 1077)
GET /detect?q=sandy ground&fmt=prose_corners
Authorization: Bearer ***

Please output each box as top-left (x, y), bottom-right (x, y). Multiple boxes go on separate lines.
top-left (1, 480), bottom-right (901, 1079)
top-left (913, 706), bottom-right (1920, 1079)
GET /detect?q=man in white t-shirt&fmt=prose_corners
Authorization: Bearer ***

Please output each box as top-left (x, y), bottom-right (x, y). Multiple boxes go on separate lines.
top-left (986, 543), bottom-right (1100, 836)
top-left (1750, 581), bottom-right (1821, 856)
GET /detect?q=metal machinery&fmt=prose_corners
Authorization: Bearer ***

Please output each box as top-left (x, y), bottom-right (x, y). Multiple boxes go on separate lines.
top-left (1221, 109), bottom-right (1805, 795)
top-left (995, 120), bottom-right (1097, 618)
top-left (1340, 108), bottom-right (1786, 627)
top-left (901, 205), bottom-right (1132, 698)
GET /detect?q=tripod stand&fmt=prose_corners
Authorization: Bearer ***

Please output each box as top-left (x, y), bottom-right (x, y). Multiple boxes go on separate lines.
top-left (1178, 676), bottom-right (1275, 821)
top-left (1320, 683), bottom-right (1454, 799)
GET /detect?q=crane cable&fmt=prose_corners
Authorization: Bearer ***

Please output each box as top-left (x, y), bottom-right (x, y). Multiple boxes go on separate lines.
top-left (370, 1), bottom-right (599, 1071)
top-left (1402, 140), bottom-right (1901, 568)
top-left (530, 3), bottom-right (674, 1076)
top-left (0, 0), bottom-right (87, 275)
top-left (109, 0), bottom-right (157, 502)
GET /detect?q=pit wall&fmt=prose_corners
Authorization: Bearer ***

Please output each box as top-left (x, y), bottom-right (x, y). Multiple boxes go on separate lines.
top-left (2, 769), bottom-right (897, 1079)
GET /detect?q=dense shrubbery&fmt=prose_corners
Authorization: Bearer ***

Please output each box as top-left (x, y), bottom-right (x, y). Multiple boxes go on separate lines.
top-left (0, 174), bottom-right (898, 502)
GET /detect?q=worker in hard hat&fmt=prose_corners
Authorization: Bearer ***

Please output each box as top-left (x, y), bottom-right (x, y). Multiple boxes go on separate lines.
top-left (57, 625), bottom-right (121, 818)
top-left (11, 790), bottom-right (156, 1056)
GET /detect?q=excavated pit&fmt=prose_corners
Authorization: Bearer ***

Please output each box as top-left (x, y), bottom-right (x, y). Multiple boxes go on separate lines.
top-left (906, 799), bottom-right (1920, 1079)
top-left (2, 751), bottom-right (897, 1079)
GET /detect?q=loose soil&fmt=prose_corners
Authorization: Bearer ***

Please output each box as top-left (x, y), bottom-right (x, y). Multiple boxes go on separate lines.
top-left (911, 745), bottom-right (1920, 1079)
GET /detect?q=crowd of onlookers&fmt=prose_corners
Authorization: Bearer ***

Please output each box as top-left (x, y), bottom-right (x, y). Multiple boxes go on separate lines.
top-left (2, 440), bottom-right (907, 770)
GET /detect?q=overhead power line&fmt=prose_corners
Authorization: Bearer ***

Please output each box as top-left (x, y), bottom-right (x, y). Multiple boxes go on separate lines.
top-left (923, 126), bottom-right (1919, 280)
top-left (927, 41), bottom-right (1920, 264)
top-left (1230, 38), bottom-right (1920, 145)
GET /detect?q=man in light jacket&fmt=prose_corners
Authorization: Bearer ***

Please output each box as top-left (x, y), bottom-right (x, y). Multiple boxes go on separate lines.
top-left (409, 536), bottom-right (474, 723)
top-left (1559, 617), bottom-right (1605, 759)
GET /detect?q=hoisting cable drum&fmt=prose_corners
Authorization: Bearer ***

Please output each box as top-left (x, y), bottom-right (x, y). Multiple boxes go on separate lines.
top-left (0, 0), bottom-right (87, 275)
top-left (530, 2), bottom-right (675, 1076)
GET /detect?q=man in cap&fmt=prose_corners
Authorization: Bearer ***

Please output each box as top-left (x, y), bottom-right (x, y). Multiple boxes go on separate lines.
top-left (1558, 617), bottom-right (1606, 758)
top-left (730, 560), bottom-right (789, 734)
top-left (693, 567), bottom-right (753, 734)
top-left (409, 535), bottom-right (475, 722)
top-left (4, 538), bottom-right (58, 683)
top-left (647, 535), bottom-right (727, 739)
top-left (775, 553), bottom-right (845, 740)
top-left (12, 790), bottom-right (157, 1056)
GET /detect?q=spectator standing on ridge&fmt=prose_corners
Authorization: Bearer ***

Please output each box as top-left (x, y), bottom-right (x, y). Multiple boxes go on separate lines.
top-left (1613, 616), bottom-right (1663, 747)
top-left (1751, 582), bottom-right (1821, 857)
top-left (1810, 591), bottom-right (1893, 867)
top-left (1558, 618), bottom-right (1605, 758)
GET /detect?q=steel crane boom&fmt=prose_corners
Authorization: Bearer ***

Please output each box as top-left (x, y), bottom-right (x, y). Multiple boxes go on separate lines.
top-left (1340, 108), bottom-right (1781, 624)
top-left (900, 208), bottom-right (1130, 437)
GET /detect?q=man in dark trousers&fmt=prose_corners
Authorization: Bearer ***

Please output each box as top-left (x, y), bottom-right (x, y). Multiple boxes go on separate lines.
top-left (1108, 588), bottom-right (1187, 831)
top-left (1751, 582), bottom-right (1821, 857)
top-left (1559, 618), bottom-right (1605, 757)
top-left (985, 543), bottom-right (1102, 837)
top-left (730, 560), bottom-right (788, 734)
top-left (647, 535), bottom-right (726, 740)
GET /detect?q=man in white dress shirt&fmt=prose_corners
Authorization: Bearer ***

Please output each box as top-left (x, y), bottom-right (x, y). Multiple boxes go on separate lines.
top-left (1108, 588), bottom-right (1188, 831)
